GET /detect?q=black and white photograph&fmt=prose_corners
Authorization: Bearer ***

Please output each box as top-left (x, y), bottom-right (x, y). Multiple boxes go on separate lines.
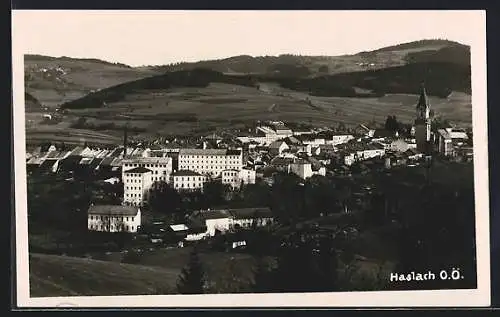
top-left (12, 10), bottom-right (490, 307)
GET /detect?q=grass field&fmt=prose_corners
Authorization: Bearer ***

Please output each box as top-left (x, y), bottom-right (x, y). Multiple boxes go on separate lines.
top-left (25, 55), bottom-right (160, 107)
top-left (24, 81), bottom-right (472, 145)
top-left (29, 253), bottom-right (180, 297)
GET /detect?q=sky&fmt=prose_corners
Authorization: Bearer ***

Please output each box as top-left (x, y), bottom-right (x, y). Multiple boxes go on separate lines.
top-left (12, 10), bottom-right (483, 67)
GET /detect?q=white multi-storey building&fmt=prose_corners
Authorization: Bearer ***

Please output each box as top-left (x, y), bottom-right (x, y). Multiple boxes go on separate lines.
top-left (122, 167), bottom-right (153, 206)
top-left (178, 149), bottom-right (243, 178)
top-left (222, 168), bottom-right (257, 189)
top-left (171, 170), bottom-right (206, 192)
top-left (87, 205), bottom-right (141, 233)
top-left (122, 157), bottom-right (173, 183)
top-left (238, 168), bottom-right (256, 185)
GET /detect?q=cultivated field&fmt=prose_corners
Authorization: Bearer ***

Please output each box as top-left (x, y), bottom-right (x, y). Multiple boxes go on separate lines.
top-left (25, 81), bottom-right (471, 145)
top-left (25, 56), bottom-right (160, 107)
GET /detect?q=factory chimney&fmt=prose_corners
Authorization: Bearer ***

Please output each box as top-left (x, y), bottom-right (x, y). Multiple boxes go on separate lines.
top-left (123, 124), bottom-right (128, 159)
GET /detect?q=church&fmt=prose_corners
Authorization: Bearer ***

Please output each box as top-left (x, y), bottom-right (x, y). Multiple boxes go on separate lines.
top-left (414, 83), bottom-right (433, 154)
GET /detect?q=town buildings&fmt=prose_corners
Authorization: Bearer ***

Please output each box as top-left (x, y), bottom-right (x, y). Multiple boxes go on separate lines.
top-left (436, 127), bottom-right (470, 157)
top-left (122, 167), bottom-right (153, 206)
top-left (87, 205), bottom-right (141, 233)
top-left (178, 148), bottom-right (243, 178)
top-left (122, 157), bottom-right (173, 183)
top-left (171, 170), bottom-right (206, 192)
top-left (288, 160), bottom-right (326, 179)
top-left (221, 168), bottom-right (257, 188)
top-left (185, 207), bottom-right (274, 239)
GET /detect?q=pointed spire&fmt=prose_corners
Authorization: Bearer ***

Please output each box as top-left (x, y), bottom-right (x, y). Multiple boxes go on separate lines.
top-left (417, 82), bottom-right (430, 111)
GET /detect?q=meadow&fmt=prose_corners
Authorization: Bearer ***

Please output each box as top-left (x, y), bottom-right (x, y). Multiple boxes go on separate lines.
top-left (25, 82), bottom-right (472, 145)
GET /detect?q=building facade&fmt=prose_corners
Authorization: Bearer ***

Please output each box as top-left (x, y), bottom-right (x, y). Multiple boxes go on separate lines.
top-left (221, 168), bottom-right (257, 188)
top-left (87, 205), bottom-right (141, 233)
top-left (171, 170), bottom-right (206, 192)
top-left (123, 167), bottom-right (153, 206)
top-left (288, 161), bottom-right (326, 179)
top-left (178, 149), bottom-right (243, 178)
top-left (122, 157), bottom-right (173, 183)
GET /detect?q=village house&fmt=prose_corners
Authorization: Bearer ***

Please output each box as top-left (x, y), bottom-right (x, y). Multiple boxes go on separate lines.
top-left (436, 127), bottom-right (470, 157)
top-left (341, 142), bottom-right (386, 166)
top-left (189, 207), bottom-right (275, 237)
top-left (191, 209), bottom-right (233, 236)
top-left (296, 134), bottom-right (326, 146)
top-left (288, 160), bottom-right (326, 179)
top-left (268, 140), bottom-right (290, 156)
top-left (229, 207), bottom-right (274, 229)
top-left (270, 156), bottom-right (296, 172)
top-left (87, 204), bottom-right (141, 233)
top-left (171, 170), bottom-right (206, 192)
top-left (316, 131), bottom-right (355, 146)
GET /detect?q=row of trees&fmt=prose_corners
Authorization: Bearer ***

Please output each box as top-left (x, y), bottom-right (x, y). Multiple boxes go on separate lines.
top-left (174, 159), bottom-right (477, 293)
top-left (148, 173), bottom-right (355, 224)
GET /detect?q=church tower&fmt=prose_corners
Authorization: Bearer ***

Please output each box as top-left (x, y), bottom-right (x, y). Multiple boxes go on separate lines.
top-left (414, 83), bottom-right (432, 153)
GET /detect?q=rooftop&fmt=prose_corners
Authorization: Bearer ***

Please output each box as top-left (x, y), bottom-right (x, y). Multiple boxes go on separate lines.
top-left (170, 224), bottom-right (189, 232)
top-left (229, 207), bottom-right (273, 219)
top-left (124, 167), bottom-right (152, 174)
top-left (192, 209), bottom-right (232, 220)
top-left (122, 157), bottom-right (172, 164)
top-left (179, 148), bottom-right (227, 156)
top-left (172, 170), bottom-right (203, 177)
top-left (88, 205), bottom-right (139, 216)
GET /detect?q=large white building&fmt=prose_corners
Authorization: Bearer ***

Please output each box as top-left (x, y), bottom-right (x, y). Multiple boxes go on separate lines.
top-left (122, 167), bottom-right (153, 206)
top-left (178, 149), bottom-right (243, 178)
top-left (122, 157), bottom-right (173, 183)
top-left (171, 170), bottom-right (206, 192)
top-left (221, 168), bottom-right (256, 189)
top-left (87, 205), bottom-right (141, 233)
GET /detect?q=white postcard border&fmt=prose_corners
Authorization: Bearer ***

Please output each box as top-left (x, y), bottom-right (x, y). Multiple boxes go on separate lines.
top-left (12, 10), bottom-right (490, 308)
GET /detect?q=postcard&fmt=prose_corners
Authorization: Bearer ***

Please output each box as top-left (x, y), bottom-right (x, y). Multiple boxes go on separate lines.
top-left (12, 10), bottom-right (490, 308)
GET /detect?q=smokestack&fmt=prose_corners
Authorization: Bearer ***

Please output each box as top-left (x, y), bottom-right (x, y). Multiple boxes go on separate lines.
top-left (123, 124), bottom-right (128, 159)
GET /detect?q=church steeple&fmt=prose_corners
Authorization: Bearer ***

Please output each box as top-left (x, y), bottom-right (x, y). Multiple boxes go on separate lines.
top-left (416, 82), bottom-right (430, 121)
top-left (414, 82), bottom-right (432, 154)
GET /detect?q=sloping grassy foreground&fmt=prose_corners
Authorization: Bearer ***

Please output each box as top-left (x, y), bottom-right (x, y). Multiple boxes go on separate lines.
top-left (29, 253), bottom-right (180, 297)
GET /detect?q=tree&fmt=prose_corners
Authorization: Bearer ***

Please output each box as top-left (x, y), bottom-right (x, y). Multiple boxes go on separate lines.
top-left (384, 115), bottom-right (399, 133)
top-left (202, 181), bottom-right (227, 207)
top-left (149, 181), bottom-right (182, 214)
top-left (176, 248), bottom-right (206, 294)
